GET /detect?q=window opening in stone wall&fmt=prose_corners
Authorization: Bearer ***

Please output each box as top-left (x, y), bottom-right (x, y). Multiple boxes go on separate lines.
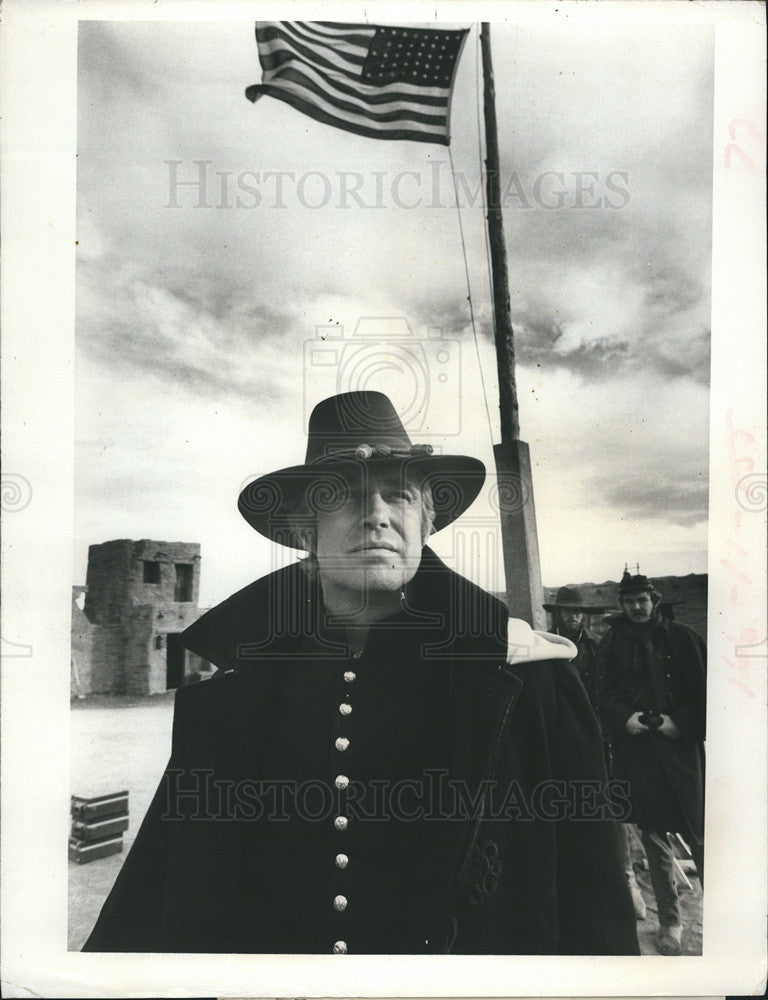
top-left (143, 560), bottom-right (161, 584)
top-left (174, 563), bottom-right (193, 602)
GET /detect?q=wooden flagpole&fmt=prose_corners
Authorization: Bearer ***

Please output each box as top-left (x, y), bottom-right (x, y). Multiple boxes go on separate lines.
top-left (480, 22), bottom-right (546, 628)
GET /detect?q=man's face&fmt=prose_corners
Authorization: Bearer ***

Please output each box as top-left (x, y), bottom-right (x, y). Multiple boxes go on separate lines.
top-left (621, 590), bottom-right (654, 623)
top-left (559, 610), bottom-right (585, 635)
top-left (314, 465), bottom-right (425, 597)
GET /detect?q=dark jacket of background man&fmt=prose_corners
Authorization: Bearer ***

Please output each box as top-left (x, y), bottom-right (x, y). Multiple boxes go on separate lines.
top-left (598, 611), bottom-right (706, 848)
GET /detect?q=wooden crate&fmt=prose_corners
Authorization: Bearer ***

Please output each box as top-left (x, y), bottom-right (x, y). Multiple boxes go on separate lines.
top-left (71, 790), bottom-right (128, 822)
top-left (71, 815), bottom-right (129, 842)
top-left (68, 834), bottom-right (123, 864)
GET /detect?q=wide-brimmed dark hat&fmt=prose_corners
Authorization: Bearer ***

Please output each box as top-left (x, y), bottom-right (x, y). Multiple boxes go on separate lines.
top-left (619, 571), bottom-right (661, 601)
top-left (543, 586), bottom-right (607, 614)
top-left (238, 391), bottom-right (486, 548)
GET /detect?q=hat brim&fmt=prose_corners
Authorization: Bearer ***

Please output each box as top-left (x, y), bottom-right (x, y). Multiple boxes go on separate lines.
top-left (238, 454), bottom-right (486, 548)
top-left (543, 603), bottom-right (612, 614)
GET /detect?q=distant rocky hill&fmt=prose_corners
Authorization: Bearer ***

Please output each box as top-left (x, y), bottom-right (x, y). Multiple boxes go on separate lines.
top-left (499, 574), bottom-right (708, 640)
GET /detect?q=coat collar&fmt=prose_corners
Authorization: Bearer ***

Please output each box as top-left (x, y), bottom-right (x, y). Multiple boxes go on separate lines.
top-left (180, 546), bottom-right (509, 672)
top-left (611, 610), bottom-right (668, 642)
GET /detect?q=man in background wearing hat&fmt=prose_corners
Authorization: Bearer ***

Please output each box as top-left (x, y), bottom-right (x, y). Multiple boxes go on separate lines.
top-left (545, 587), bottom-right (648, 922)
top-left (544, 587), bottom-right (602, 707)
top-left (85, 391), bottom-right (638, 956)
top-left (599, 571), bottom-right (706, 955)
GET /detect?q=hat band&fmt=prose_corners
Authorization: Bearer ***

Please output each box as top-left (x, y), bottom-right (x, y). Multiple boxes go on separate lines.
top-left (312, 442), bottom-right (435, 463)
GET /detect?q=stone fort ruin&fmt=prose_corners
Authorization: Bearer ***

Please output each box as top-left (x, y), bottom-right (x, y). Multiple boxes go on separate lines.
top-left (71, 539), bottom-right (212, 697)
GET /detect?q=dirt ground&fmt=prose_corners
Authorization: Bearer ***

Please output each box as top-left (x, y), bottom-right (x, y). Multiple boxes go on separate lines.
top-left (69, 693), bottom-right (175, 951)
top-left (69, 696), bottom-right (702, 954)
top-left (629, 830), bottom-right (704, 957)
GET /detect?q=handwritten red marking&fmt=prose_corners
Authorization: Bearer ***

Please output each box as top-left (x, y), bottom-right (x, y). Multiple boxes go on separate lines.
top-left (728, 119), bottom-right (765, 143)
top-left (722, 655), bottom-right (756, 698)
top-left (720, 558), bottom-right (752, 585)
top-left (726, 538), bottom-right (749, 558)
top-left (725, 119), bottom-right (765, 169)
top-left (724, 144), bottom-right (755, 169)
top-left (727, 676), bottom-right (756, 697)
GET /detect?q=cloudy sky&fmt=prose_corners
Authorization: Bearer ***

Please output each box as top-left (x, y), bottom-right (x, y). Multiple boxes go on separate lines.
top-left (75, 17), bottom-right (713, 607)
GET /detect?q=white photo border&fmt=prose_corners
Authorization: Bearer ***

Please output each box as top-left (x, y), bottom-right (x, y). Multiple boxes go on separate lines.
top-left (1, 0), bottom-right (765, 997)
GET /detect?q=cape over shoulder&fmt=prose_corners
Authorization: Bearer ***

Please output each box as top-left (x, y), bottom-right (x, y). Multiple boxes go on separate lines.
top-left (179, 560), bottom-right (307, 672)
top-left (179, 547), bottom-right (512, 672)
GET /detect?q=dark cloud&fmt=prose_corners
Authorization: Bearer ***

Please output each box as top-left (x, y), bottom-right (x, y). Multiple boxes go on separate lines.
top-left (500, 308), bottom-right (708, 385)
top-left (642, 266), bottom-right (704, 317)
top-left (162, 276), bottom-right (300, 341)
top-left (649, 331), bottom-right (711, 385)
top-left (599, 477), bottom-right (709, 527)
top-left (79, 317), bottom-right (284, 404)
top-left (76, 262), bottom-right (297, 403)
top-left (408, 296), bottom-right (474, 337)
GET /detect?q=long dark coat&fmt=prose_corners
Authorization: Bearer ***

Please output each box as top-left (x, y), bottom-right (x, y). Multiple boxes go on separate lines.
top-left (84, 548), bottom-right (638, 956)
top-left (598, 614), bottom-right (706, 842)
top-left (553, 625), bottom-right (601, 708)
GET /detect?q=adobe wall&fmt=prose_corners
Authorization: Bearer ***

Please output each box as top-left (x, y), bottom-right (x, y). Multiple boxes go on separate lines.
top-left (78, 539), bottom-right (203, 696)
top-left (84, 540), bottom-right (137, 624)
top-left (126, 603), bottom-right (202, 695)
top-left (85, 540), bottom-right (201, 621)
top-left (124, 606), bottom-right (154, 696)
top-left (89, 625), bottom-right (127, 693)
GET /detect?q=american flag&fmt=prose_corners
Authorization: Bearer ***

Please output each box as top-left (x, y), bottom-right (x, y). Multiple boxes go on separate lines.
top-left (246, 22), bottom-right (469, 146)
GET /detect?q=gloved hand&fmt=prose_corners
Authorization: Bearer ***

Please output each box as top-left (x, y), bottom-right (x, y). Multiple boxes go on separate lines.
top-left (658, 714), bottom-right (680, 738)
top-left (625, 711), bottom-right (650, 736)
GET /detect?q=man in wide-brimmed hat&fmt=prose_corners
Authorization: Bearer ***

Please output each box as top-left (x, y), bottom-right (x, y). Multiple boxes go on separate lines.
top-left (545, 586), bottom-right (648, 922)
top-left (544, 586), bottom-right (604, 707)
top-left (598, 570), bottom-right (706, 955)
top-left (85, 391), bottom-right (638, 956)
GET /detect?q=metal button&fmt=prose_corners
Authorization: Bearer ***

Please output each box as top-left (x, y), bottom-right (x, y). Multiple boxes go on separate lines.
top-left (334, 816), bottom-right (348, 831)
top-left (334, 894), bottom-right (348, 911)
top-left (339, 702), bottom-right (352, 716)
top-left (335, 774), bottom-right (349, 790)
top-left (335, 737), bottom-right (350, 752)
top-left (335, 853), bottom-right (349, 869)
top-left (333, 940), bottom-right (348, 954)
top-left (343, 671), bottom-right (356, 683)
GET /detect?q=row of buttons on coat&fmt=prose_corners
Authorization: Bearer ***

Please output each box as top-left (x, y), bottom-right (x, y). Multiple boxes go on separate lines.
top-left (332, 665), bottom-right (357, 953)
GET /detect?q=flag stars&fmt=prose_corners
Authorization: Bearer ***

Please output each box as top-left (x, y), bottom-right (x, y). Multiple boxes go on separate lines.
top-left (359, 26), bottom-right (464, 90)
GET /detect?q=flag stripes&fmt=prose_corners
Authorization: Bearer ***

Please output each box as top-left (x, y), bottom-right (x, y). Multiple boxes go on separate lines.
top-left (279, 22), bottom-right (370, 65)
top-left (246, 21), bottom-right (469, 145)
top-left (257, 51), bottom-right (450, 108)
top-left (259, 22), bottom-right (368, 73)
top-left (258, 66), bottom-right (449, 127)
